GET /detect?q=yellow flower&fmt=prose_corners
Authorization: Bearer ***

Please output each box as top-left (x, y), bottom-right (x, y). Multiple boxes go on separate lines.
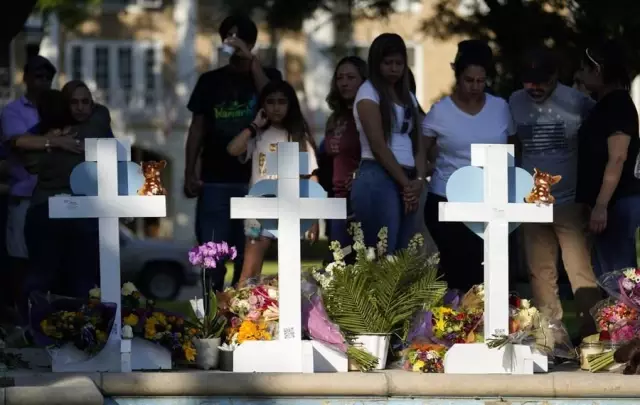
top-left (412, 360), bottom-right (425, 372)
top-left (183, 344), bottom-right (196, 362)
top-left (96, 330), bottom-right (107, 343)
top-left (124, 314), bottom-right (139, 326)
top-left (144, 318), bottom-right (158, 339)
top-left (152, 312), bottom-right (167, 324)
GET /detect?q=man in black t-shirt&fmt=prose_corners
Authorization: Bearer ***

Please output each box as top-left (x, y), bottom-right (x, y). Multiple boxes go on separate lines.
top-left (185, 14), bottom-right (281, 291)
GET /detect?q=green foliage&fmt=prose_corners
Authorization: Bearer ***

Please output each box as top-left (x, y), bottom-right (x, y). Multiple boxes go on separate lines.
top-left (36, 0), bottom-right (102, 28)
top-left (423, 0), bottom-right (640, 98)
top-left (189, 290), bottom-right (227, 339)
top-left (322, 251), bottom-right (446, 335)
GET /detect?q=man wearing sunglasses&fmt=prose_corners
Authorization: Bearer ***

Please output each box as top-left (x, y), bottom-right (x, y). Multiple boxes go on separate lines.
top-left (0, 55), bottom-right (56, 320)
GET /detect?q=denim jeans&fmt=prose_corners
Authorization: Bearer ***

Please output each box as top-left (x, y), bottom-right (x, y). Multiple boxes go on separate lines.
top-left (592, 195), bottom-right (640, 278)
top-left (350, 160), bottom-right (419, 253)
top-left (22, 202), bottom-right (99, 321)
top-left (196, 183), bottom-right (248, 291)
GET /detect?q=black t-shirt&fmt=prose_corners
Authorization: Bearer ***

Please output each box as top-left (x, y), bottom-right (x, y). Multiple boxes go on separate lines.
top-left (576, 90), bottom-right (640, 207)
top-left (187, 65), bottom-right (282, 183)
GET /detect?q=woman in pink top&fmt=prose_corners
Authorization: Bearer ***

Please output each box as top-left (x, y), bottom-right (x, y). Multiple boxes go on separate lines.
top-left (322, 56), bottom-right (367, 249)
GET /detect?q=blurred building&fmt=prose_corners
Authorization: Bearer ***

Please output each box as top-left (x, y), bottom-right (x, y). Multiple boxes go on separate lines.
top-left (4, 0), bottom-right (637, 243)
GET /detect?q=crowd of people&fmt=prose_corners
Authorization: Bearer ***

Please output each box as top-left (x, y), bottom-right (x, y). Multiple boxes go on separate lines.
top-left (184, 14), bottom-right (640, 343)
top-left (0, 13), bottom-right (639, 346)
top-left (0, 56), bottom-right (113, 330)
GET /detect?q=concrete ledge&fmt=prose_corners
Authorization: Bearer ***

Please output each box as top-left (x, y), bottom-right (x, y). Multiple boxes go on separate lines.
top-left (1, 376), bottom-right (102, 405)
top-left (5, 370), bottom-right (640, 400)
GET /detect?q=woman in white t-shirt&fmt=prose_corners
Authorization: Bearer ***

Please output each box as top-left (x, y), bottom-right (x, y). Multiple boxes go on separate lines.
top-left (227, 80), bottom-right (319, 284)
top-left (351, 33), bottom-right (427, 253)
top-left (422, 40), bottom-right (516, 292)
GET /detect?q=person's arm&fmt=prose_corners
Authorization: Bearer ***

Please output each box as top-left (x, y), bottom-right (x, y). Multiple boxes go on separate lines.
top-left (305, 139), bottom-right (320, 183)
top-left (184, 114), bottom-right (205, 178)
top-left (357, 99), bottom-right (410, 187)
top-left (1, 107), bottom-right (31, 148)
top-left (421, 107), bottom-right (439, 176)
top-left (595, 133), bottom-right (630, 208)
top-left (227, 126), bottom-right (255, 157)
top-left (414, 131), bottom-right (427, 179)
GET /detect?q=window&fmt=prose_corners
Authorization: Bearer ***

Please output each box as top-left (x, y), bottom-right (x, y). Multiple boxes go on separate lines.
top-left (393, 0), bottom-right (422, 13)
top-left (66, 40), bottom-right (162, 112)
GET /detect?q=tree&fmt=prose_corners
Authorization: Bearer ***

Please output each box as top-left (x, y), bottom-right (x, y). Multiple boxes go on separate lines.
top-left (422, 0), bottom-right (640, 97)
top-left (36, 0), bottom-right (102, 28)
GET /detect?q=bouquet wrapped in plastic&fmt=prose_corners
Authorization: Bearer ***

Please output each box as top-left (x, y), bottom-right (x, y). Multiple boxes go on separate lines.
top-left (598, 268), bottom-right (640, 311)
top-left (30, 292), bottom-right (117, 357)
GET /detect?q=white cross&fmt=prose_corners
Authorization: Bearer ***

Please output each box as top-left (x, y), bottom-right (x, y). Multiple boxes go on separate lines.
top-left (48, 138), bottom-right (166, 372)
top-left (439, 144), bottom-right (552, 374)
top-left (230, 142), bottom-right (346, 372)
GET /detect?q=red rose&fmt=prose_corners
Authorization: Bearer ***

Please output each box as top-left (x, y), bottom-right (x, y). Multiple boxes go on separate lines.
top-left (509, 295), bottom-right (521, 308)
top-left (599, 330), bottom-right (611, 341)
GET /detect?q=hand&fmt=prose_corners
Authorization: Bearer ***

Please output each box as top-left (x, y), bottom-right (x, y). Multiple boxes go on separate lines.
top-left (224, 36), bottom-right (252, 59)
top-left (306, 222), bottom-right (319, 243)
top-left (252, 109), bottom-right (268, 129)
top-left (343, 172), bottom-right (354, 192)
top-left (183, 172), bottom-right (203, 198)
top-left (402, 179), bottom-right (423, 214)
top-left (45, 129), bottom-right (63, 137)
top-left (50, 135), bottom-right (84, 154)
top-left (589, 204), bottom-right (608, 234)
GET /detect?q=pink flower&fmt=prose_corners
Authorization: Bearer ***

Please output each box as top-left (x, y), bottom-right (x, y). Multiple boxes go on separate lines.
top-left (247, 310), bottom-right (261, 321)
top-left (188, 247), bottom-right (203, 266)
top-left (611, 324), bottom-right (635, 342)
top-left (248, 295), bottom-right (259, 306)
top-left (231, 317), bottom-right (241, 328)
top-left (203, 256), bottom-right (217, 269)
top-left (622, 278), bottom-right (635, 291)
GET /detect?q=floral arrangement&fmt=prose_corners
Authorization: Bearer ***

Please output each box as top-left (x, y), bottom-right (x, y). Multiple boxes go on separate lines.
top-left (91, 282), bottom-right (198, 363)
top-left (592, 299), bottom-right (639, 342)
top-left (619, 268), bottom-right (640, 308)
top-left (431, 306), bottom-right (483, 345)
top-left (219, 277), bottom-right (279, 346)
top-left (402, 343), bottom-right (447, 373)
top-left (31, 293), bottom-right (117, 357)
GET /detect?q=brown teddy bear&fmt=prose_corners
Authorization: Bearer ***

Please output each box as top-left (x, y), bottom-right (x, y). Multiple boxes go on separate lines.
top-left (138, 160), bottom-right (167, 196)
top-left (614, 338), bottom-right (640, 375)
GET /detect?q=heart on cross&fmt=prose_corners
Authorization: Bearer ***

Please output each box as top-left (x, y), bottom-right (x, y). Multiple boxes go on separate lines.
top-left (247, 178), bottom-right (327, 238)
top-left (69, 162), bottom-right (145, 196)
top-left (445, 165), bottom-right (534, 238)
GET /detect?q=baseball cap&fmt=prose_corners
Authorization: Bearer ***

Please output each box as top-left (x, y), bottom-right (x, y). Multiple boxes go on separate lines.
top-left (23, 55), bottom-right (57, 77)
top-left (521, 48), bottom-right (556, 84)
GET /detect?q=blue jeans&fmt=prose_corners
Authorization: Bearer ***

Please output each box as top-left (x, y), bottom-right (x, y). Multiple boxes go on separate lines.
top-left (350, 160), bottom-right (419, 254)
top-left (196, 183), bottom-right (247, 290)
top-left (592, 195), bottom-right (640, 277)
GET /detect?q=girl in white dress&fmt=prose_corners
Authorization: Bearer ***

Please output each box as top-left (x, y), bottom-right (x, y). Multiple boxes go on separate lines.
top-left (227, 80), bottom-right (319, 284)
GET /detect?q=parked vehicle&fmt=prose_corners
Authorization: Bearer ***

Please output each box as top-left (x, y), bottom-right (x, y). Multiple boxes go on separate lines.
top-left (120, 226), bottom-right (199, 300)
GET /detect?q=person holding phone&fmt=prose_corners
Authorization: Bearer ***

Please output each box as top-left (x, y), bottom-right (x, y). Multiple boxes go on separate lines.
top-left (185, 14), bottom-right (282, 292)
top-left (227, 81), bottom-right (319, 284)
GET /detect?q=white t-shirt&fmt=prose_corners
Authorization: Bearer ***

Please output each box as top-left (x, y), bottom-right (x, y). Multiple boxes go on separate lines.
top-left (353, 80), bottom-right (417, 168)
top-left (423, 94), bottom-right (516, 197)
top-left (241, 126), bottom-right (318, 187)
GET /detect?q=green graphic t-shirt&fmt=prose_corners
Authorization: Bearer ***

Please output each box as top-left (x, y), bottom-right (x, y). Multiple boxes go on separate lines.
top-left (187, 65), bottom-right (282, 183)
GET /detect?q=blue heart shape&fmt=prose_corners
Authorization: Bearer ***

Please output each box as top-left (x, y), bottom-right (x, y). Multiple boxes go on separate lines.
top-left (445, 166), bottom-right (534, 238)
top-left (247, 179), bottom-right (327, 238)
top-left (70, 161), bottom-right (145, 196)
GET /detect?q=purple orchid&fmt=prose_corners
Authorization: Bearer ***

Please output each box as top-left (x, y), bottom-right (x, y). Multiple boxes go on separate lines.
top-left (189, 241), bottom-right (238, 269)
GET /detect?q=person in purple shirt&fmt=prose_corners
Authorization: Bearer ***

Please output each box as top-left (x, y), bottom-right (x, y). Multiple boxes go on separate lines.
top-left (0, 55), bottom-right (56, 314)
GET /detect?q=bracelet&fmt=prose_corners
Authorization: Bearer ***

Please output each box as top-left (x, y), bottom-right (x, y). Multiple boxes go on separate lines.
top-left (247, 124), bottom-right (258, 138)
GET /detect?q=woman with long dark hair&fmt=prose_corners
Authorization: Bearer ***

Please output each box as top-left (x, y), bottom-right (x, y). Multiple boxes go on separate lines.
top-left (227, 80), bottom-right (319, 283)
top-left (575, 40), bottom-right (640, 277)
top-left (422, 40), bottom-right (515, 292)
top-left (351, 33), bottom-right (426, 253)
top-left (322, 56), bottom-right (366, 249)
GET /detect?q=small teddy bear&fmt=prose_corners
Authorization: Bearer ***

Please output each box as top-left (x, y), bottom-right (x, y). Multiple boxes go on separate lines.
top-left (138, 160), bottom-right (167, 196)
top-left (524, 168), bottom-right (562, 205)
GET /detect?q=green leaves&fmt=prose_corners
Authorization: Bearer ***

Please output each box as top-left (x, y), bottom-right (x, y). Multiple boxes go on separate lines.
top-left (190, 290), bottom-right (227, 339)
top-left (36, 0), bottom-right (102, 29)
top-left (322, 249), bottom-right (447, 336)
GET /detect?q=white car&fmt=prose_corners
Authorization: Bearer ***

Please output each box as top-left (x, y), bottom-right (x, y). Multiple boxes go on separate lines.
top-left (119, 226), bottom-right (200, 300)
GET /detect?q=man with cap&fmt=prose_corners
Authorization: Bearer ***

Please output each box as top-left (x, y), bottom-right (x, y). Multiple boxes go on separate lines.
top-left (0, 55), bottom-right (56, 317)
top-left (509, 47), bottom-right (601, 344)
top-left (184, 14), bottom-right (281, 292)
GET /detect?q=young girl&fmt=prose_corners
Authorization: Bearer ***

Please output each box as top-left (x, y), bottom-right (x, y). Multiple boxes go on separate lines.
top-left (227, 80), bottom-right (319, 284)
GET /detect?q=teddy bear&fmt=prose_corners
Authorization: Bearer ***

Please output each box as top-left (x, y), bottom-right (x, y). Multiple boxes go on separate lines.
top-left (138, 160), bottom-right (167, 196)
top-left (614, 338), bottom-right (640, 374)
top-left (524, 168), bottom-right (562, 205)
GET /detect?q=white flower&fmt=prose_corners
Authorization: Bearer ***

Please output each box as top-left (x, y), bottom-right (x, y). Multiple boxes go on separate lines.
top-left (352, 241), bottom-right (365, 253)
top-left (122, 325), bottom-right (133, 339)
top-left (386, 255), bottom-right (397, 263)
top-left (366, 247), bottom-right (376, 261)
top-left (121, 282), bottom-right (137, 296)
top-left (520, 299), bottom-right (531, 309)
top-left (267, 287), bottom-right (278, 299)
top-left (89, 287), bottom-right (101, 299)
top-left (218, 342), bottom-right (238, 351)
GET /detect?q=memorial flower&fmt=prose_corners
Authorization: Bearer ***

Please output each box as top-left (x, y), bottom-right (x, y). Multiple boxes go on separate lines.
top-left (402, 343), bottom-right (447, 373)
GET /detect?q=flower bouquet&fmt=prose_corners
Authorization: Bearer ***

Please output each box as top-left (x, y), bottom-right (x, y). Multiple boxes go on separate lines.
top-left (30, 292), bottom-right (117, 357)
top-left (586, 298), bottom-right (640, 372)
top-left (486, 294), bottom-right (545, 349)
top-left (402, 343), bottom-right (447, 373)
